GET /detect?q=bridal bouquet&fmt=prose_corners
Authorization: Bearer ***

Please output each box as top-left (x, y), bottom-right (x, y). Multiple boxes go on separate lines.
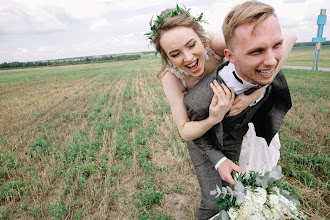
top-left (210, 166), bottom-right (306, 220)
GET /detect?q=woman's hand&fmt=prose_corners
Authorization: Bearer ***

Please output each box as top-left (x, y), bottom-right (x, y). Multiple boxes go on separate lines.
top-left (228, 85), bottom-right (268, 117)
top-left (228, 93), bottom-right (253, 116)
top-left (209, 80), bottom-right (235, 123)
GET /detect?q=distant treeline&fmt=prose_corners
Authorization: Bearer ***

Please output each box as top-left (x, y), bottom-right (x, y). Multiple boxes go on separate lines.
top-left (0, 54), bottom-right (141, 70)
top-left (294, 41), bottom-right (330, 47)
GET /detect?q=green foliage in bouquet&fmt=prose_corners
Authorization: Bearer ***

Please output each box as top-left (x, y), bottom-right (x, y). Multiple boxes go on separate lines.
top-left (210, 165), bottom-right (306, 220)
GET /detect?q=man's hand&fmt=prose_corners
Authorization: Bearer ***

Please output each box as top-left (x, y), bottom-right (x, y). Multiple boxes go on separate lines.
top-left (217, 159), bottom-right (244, 185)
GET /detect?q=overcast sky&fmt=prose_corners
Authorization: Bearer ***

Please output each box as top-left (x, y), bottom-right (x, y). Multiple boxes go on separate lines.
top-left (0, 0), bottom-right (329, 63)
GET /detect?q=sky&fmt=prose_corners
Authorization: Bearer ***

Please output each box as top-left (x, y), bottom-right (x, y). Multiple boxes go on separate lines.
top-left (0, 0), bottom-right (329, 63)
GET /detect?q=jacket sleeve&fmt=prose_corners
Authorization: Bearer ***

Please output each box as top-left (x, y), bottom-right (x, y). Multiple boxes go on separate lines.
top-left (188, 124), bottom-right (226, 168)
top-left (184, 68), bottom-right (226, 167)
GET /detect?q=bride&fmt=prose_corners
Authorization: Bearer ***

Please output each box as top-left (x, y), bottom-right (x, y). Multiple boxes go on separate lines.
top-left (147, 5), bottom-right (295, 175)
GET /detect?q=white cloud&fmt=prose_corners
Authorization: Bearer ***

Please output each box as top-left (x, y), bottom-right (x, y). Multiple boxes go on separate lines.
top-left (0, 0), bottom-right (329, 63)
top-left (71, 32), bottom-right (149, 55)
top-left (88, 18), bottom-right (113, 32)
top-left (0, 2), bottom-right (66, 34)
top-left (2, 48), bottom-right (29, 63)
top-left (12, 48), bottom-right (29, 59)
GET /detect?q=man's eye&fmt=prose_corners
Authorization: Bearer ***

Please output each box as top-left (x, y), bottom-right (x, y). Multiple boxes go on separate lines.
top-left (251, 49), bottom-right (262, 54)
top-left (274, 42), bottom-right (282, 48)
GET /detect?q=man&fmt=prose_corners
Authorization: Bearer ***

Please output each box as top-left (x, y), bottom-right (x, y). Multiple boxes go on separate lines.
top-left (183, 1), bottom-right (296, 219)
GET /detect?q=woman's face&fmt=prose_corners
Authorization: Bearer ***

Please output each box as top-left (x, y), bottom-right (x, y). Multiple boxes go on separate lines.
top-left (160, 26), bottom-right (205, 77)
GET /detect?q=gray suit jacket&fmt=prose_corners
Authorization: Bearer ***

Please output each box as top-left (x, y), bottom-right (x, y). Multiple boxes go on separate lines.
top-left (184, 61), bottom-right (292, 167)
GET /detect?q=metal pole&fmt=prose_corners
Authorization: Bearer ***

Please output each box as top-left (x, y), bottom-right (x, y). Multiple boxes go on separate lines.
top-left (312, 9), bottom-right (327, 70)
top-left (312, 43), bottom-right (317, 70)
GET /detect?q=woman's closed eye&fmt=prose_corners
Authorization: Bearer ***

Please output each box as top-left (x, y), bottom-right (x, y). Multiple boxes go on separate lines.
top-left (188, 42), bottom-right (196, 48)
top-left (171, 52), bottom-right (180, 58)
top-left (170, 41), bottom-right (196, 58)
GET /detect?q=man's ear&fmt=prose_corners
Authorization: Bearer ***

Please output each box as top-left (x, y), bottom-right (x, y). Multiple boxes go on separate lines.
top-left (224, 49), bottom-right (235, 64)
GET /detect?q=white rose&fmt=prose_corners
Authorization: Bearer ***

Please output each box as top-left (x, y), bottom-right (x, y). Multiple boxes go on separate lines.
top-left (256, 187), bottom-right (267, 204)
top-left (278, 194), bottom-right (299, 216)
top-left (268, 194), bottom-right (279, 207)
top-left (228, 207), bottom-right (238, 219)
top-left (236, 206), bottom-right (246, 219)
top-left (262, 206), bottom-right (274, 219)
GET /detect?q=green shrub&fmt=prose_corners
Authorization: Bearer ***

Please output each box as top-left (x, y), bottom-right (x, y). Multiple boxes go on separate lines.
top-left (132, 181), bottom-right (163, 208)
top-left (0, 181), bottom-right (26, 203)
top-left (30, 133), bottom-right (50, 154)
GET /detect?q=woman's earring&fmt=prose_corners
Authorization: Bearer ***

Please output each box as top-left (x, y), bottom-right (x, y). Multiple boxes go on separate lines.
top-left (167, 61), bottom-right (190, 76)
top-left (204, 48), bottom-right (209, 61)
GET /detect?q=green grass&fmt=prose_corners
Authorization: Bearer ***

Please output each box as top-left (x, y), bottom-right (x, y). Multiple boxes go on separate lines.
top-left (0, 57), bottom-right (328, 219)
top-left (285, 45), bottom-right (330, 67)
top-left (280, 68), bottom-right (330, 213)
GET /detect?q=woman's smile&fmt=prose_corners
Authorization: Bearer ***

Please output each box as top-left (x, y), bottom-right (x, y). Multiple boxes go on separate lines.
top-left (186, 59), bottom-right (200, 73)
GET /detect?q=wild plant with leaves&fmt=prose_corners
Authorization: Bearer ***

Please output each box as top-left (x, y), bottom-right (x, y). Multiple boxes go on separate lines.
top-left (145, 4), bottom-right (204, 44)
top-left (210, 166), bottom-right (306, 220)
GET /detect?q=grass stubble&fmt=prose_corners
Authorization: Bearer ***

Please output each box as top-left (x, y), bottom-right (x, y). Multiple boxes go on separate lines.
top-left (0, 58), bottom-right (329, 219)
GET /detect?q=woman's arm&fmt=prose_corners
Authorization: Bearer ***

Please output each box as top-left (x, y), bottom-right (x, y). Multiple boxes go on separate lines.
top-left (228, 86), bottom-right (268, 117)
top-left (275, 31), bottom-right (297, 73)
top-left (162, 71), bottom-right (233, 141)
top-left (208, 33), bottom-right (226, 58)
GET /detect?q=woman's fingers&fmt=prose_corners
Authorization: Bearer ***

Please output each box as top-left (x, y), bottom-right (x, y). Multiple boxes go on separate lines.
top-left (220, 83), bottom-right (231, 96)
top-left (212, 81), bottom-right (225, 96)
top-left (211, 80), bottom-right (235, 107)
top-left (210, 94), bottom-right (218, 108)
top-left (212, 80), bottom-right (227, 100)
top-left (221, 84), bottom-right (235, 104)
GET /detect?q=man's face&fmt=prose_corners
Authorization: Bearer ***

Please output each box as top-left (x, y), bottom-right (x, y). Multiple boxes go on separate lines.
top-left (225, 15), bottom-right (283, 85)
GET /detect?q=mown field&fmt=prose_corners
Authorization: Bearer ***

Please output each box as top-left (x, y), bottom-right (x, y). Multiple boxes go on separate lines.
top-left (0, 56), bottom-right (329, 219)
top-left (285, 44), bottom-right (330, 67)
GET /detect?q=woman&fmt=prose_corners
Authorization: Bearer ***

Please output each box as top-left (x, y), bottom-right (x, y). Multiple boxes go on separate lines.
top-left (146, 5), bottom-right (296, 173)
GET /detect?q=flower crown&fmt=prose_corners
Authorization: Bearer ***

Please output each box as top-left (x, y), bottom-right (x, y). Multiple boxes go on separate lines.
top-left (145, 4), bottom-right (204, 44)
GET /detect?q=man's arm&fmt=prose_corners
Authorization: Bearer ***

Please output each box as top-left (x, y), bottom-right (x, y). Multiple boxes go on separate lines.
top-left (191, 126), bottom-right (243, 185)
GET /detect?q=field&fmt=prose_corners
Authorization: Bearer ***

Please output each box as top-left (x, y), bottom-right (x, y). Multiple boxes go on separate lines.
top-left (0, 55), bottom-right (329, 219)
top-left (285, 44), bottom-right (330, 67)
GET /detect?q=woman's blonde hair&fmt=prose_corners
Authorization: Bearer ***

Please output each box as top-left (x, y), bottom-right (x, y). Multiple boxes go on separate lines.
top-left (151, 8), bottom-right (207, 78)
top-left (222, 0), bottom-right (276, 48)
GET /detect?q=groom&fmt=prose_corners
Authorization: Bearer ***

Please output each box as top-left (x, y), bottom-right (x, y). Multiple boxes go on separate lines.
top-left (184, 1), bottom-right (294, 219)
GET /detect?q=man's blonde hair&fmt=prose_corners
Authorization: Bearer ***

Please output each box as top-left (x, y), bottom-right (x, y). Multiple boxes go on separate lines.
top-left (222, 0), bottom-right (276, 47)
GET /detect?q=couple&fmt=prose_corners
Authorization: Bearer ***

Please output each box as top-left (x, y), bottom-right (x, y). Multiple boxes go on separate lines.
top-left (147, 1), bottom-right (296, 219)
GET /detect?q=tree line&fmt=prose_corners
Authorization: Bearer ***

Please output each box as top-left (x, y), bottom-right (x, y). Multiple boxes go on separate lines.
top-left (294, 41), bottom-right (330, 47)
top-left (0, 54), bottom-right (141, 70)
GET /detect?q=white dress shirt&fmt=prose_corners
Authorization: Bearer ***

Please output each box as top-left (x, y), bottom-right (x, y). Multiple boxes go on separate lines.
top-left (214, 63), bottom-right (266, 170)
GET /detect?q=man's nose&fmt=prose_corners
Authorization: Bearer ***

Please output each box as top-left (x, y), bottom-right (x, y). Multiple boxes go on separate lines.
top-left (264, 50), bottom-right (277, 66)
